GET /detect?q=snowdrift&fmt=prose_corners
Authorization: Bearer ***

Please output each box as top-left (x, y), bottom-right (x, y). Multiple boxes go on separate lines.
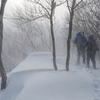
top-left (0, 52), bottom-right (100, 100)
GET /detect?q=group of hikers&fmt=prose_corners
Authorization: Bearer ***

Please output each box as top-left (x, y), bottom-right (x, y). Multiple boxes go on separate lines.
top-left (73, 32), bottom-right (99, 69)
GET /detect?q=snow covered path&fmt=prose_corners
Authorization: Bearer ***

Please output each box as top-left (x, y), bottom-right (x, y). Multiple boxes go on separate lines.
top-left (86, 68), bottom-right (100, 100)
top-left (0, 52), bottom-right (100, 100)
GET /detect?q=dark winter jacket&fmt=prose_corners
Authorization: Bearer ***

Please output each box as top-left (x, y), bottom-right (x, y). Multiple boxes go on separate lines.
top-left (73, 33), bottom-right (87, 44)
top-left (73, 32), bottom-right (87, 50)
top-left (83, 35), bottom-right (99, 54)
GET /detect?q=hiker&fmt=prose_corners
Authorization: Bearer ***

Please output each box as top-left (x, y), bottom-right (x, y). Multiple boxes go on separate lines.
top-left (73, 32), bottom-right (87, 65)
top-left (83, 35), bottom-right (99, 69)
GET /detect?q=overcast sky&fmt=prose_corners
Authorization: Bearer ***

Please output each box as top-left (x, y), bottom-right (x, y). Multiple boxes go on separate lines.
top-left (3, 0), bottom-right (67, 28)
top-left (6, 0), bottom-right (67, 19)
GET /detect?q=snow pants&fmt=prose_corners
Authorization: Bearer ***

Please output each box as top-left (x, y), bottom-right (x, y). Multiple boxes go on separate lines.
top-left (87, 51), bottom-right (96, 69)
top-left (77, 47), bottom-right (85, 64)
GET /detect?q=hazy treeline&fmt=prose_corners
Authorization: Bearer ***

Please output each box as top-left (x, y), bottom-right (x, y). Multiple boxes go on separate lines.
top-left (2, 22), bottom-right (66, 73)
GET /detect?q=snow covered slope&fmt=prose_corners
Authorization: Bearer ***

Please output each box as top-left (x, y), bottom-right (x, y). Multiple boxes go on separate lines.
top-left (0, 52), bottom-right (100, 100)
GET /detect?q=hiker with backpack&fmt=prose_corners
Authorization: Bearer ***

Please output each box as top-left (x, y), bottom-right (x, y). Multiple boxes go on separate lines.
top-left (83, 35), bottom-right (99, 69)
top-left (73, 32), bottom-right (87, 65)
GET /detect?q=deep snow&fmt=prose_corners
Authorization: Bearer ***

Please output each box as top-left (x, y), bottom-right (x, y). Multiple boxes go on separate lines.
top-left (0, 52), bottom-right (100, 100)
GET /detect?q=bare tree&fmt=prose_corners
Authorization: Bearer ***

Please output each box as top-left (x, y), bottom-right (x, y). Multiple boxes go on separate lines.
top-left (50, 0), bottom-right (57, 70)
top-left (11, 0), bottom-right (65, 70)
top-left (0, 0), bottom-right (7, 90)
top-left (65, 0), bottom-right (83, 71)
top-left (32, 0), bottom-right (66, 70)
top-left (11, 1), bottom-right (51, 52)
top-left (34, 0), bottom-right (66, 70)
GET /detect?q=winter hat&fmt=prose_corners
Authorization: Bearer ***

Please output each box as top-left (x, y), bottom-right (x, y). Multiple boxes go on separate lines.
top-left (76, 32), bottom-right (81, 36)
top-left (88, 35), bottom-right (94, 40)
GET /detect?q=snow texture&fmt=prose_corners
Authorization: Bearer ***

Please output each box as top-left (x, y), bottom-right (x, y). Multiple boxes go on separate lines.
top-left (0, 52), bottom-right (100, 100)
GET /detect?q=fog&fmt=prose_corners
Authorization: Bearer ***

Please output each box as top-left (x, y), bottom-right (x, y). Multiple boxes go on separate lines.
top-left (2, 0), bottom-right (74, 73)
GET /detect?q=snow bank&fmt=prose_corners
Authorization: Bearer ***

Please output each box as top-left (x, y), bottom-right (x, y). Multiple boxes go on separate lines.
top-left (0, 52), bottom-right (100, 100)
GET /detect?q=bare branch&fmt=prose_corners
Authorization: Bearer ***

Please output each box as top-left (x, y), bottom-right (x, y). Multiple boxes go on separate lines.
top-left (56, 0), bottom-right (66, 7)
top-left (34, 0), bottom-right (50, 17)
top-left (66, 0), bottom-right (71, 13)
top-left (74, 1), bottom-right (92, 11)
top-left (74, 0), bottom-right (83, 9)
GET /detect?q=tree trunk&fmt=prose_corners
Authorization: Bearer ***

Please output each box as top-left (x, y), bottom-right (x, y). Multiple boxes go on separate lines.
top-left (0, 0), bottom-right (7, 90)
top-left (50, 17), bottom-right (57, 70)
top-left (66, 0), bottom-right (75, 71)
top-left (50, 0), bottom-right (57, 70)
